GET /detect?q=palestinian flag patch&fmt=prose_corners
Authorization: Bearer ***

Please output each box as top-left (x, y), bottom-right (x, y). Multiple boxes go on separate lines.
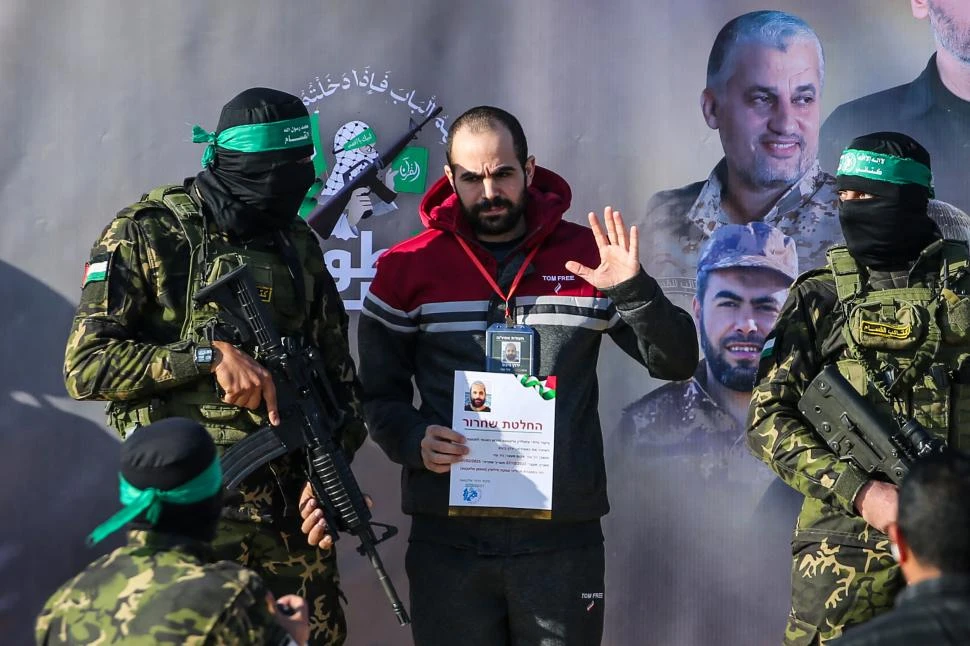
top-left (760, 337), bottom-right (775, 359)
top-left (82, 253), bottom-right (111, 288)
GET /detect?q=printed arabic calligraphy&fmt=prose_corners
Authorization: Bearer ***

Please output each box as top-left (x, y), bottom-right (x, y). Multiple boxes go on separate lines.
top-left (301, 67), bottom-right (447, 142)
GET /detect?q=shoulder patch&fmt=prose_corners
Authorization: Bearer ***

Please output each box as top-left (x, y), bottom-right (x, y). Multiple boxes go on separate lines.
top-left (760, 336), bottom-right (775, 359)
top-left (791, 266), bottom-right (834, 289)
top-left (82, 252), bottom-right (112, 287)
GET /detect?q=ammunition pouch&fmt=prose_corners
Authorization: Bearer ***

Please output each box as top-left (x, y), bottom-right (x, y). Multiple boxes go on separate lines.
top-left (847, 298), bottom-right (927, 351)
top-left (826, 242), bottom-right (970, 448)
top-left (106, 385), bottom-right (265, 446)
top-left (107, 186), bottom-right (315, 447)
top-left (939, 288), bottom-right (970, 344)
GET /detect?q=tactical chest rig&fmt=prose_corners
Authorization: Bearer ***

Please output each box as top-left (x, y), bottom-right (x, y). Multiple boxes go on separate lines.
top-left (827, 240), bottom-right (970, 450)
top-left (107, 185), bottom-right (315, 444)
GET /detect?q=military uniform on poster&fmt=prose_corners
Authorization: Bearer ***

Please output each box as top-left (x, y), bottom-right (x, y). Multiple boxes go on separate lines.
top-left (637, 161), bottom-right (842, 312)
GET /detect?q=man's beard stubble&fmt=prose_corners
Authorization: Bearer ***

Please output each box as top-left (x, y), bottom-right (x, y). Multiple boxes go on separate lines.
top-left (462, 187), bottom-right (529, 237)
top-left (930, 2), bottom-right (970, 65)
top-left (700, 323), bottom-right (763, 393)
top-left (739, 139), bottom-right (812, 191)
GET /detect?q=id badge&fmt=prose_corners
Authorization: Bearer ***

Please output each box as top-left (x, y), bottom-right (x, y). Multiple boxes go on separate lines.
top-left (486, 323), bottom-right (536, 374)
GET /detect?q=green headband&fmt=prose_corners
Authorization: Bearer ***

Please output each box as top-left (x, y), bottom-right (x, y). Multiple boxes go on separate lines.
top-left (192, 116), bottom-right (313, 168)
top-left (86, 457), bottom-right (222, 545)
top-left (837, 148), bottom-right (935, 196)
top-left (339, 127), bottom-right (377, 153)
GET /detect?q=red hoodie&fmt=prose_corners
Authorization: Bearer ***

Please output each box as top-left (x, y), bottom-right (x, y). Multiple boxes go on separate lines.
top-left (358, 166), bottom-right (697, 528)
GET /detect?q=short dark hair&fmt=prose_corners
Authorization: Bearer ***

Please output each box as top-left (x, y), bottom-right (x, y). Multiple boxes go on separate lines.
top-left (446, 106), bottom-right (528, 169)
top-left (696, 270), bottom-right (712, 304)
top-left (898, 451), bottom-right (970, 572)
top-left (706, 11), bottom-right (824, 92)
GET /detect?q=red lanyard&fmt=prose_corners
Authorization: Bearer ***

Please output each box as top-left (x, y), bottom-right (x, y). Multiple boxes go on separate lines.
top-left (455, 236), bottom-right (540, 324)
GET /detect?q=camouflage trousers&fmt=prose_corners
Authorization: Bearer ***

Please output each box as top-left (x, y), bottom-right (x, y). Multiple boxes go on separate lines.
top-left (784, 539), bottom-right (903, 645)
top-left (212, 517), bottom-right (346, 646)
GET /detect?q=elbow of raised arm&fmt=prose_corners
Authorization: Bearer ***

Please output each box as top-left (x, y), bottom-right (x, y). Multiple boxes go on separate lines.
top-left (655, 323), bottom-right (699, 380)
top-left (64, 345), bottom-right (115, 401)
top-left (64, 366), bottom-right (95, 401)
top-left (63, 347), bottom-right (92, 400)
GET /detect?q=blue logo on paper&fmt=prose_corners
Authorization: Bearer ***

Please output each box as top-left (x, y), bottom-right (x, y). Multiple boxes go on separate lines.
top-left (462, 485), bottom-right (482, 504)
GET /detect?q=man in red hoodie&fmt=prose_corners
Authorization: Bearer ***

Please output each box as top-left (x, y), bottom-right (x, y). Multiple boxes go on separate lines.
top-left (303, 106), bottom-right (697, 645)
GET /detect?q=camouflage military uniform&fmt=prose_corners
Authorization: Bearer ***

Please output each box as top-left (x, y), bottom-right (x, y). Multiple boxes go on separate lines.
top-left (615, 360), bottom-right (776, 506)
top-left (63, 184), bottom-right (367, 645)
top-left (607, 361), bottom-right (781, 645)
top-left (635, 160), bottom-right (970, 315)
top-left (636, 160), bottom-right (843, 313)
top-left (747, 240), bottom-right (970, 644)
top-left (36, 530), bottom-right (291, 645)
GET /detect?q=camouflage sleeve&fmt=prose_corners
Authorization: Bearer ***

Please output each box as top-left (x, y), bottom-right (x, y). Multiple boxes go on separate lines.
top-left (63, 213), bottom-right (204, 401)
top-left (207, 571), bottom-right (292, 646)
top-left (34, 584), bottom-right (63, 643)
top-left (304, 240), bottom-right (368, 461)
top-left (745, 279), bottom-right (870, 514)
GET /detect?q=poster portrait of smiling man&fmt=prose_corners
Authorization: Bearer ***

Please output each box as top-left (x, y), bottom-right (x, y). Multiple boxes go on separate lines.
top-left (606, 222), bottom-right (798, 645)
top-left (633, 10), bottom-right (841, 314)
top-left (613, 222), bottom-right (797, 484)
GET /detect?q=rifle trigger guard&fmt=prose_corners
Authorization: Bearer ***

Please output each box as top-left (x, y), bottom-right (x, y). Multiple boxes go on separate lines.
top-left (355, 521), bottom-right (399, 555)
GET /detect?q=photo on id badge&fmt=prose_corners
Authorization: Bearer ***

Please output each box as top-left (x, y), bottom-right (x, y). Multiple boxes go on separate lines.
top-left (486, 323), bottom-right (534, 375)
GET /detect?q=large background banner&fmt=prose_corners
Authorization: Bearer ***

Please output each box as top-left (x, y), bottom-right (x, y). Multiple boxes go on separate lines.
top-left (1, 1), bottom-right (956, 644)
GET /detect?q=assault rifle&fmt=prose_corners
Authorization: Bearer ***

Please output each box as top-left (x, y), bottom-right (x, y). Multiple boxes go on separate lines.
top-left (798, 365), bottom-right (947, 485)
top-left (194, 265), bottom-right (410, 626)
top-left (307, 105), bottom-right (443, 239)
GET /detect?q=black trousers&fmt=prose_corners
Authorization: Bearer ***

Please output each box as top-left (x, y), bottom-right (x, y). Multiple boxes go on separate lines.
top-left (405, 540), bottom-right (605, 646)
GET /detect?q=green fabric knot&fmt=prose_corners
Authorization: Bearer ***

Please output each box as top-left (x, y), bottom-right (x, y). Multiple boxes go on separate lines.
top-left (192, 124), bottom-right (217, 168)
top-left (86, 457), bottom-right (222, 546)
top-left (189, 117), bottom-right (313, 169)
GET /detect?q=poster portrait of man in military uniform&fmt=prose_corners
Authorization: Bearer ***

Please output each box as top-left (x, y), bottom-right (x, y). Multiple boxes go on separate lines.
top-left (606, 222), bottom-right (799, 645)
top-left (630, 11), bottom-right (841, 321)
top-left (614, 222), bottom-right (796, 494)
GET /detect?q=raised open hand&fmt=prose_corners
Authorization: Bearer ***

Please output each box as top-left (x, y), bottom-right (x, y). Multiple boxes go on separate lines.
top-left (565, 206), bottom-right (639, 289)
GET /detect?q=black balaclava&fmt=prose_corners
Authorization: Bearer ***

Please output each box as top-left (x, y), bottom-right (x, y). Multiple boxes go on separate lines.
top-left (123, 417), bottom-right (223, 543)
top-left (835, 131), bottom-right (940, 269)
top-left (194, 87), bottom-right (315, 240)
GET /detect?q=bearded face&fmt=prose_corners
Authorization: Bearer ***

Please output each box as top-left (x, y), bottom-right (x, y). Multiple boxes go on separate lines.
top-left (694, 268), bottom-right (789, 393)
top-left (469, 384), bottom-right (487, 409)
top-left (445, 123), bottom-right (535, 240)
top-left (704, 41), bottom-right (822, 192)
top-left (700, 317), bottom-right (765, 392)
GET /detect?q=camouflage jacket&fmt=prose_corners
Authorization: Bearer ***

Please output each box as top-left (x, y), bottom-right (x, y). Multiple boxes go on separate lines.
top-left (614, 360), bottom-right (775, 507)
top-left (35, 531), bottom-right (291, 645)
top-left (746, 269), bottom-right (904, 550)
top-left (635, 160), bottom-right (843, 313)
top-left (63, 183), bottom-right (367, 522)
